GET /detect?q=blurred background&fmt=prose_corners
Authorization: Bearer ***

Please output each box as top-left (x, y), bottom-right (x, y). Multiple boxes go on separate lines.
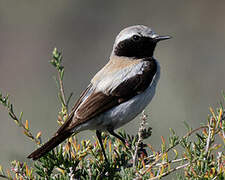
top-left (1, 0), bottom-right (225, 171)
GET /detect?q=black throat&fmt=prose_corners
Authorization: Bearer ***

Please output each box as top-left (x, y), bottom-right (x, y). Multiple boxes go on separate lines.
top-left (114, 36), bottom-right (156, 59)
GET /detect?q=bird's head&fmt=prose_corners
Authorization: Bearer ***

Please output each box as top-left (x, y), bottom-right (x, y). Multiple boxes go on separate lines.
top-left (112, 25), bottom-right (171, 59)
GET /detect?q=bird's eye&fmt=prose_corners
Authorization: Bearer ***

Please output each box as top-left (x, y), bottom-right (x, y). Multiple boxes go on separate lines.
top-left (132, 35), bottom-right (141, 41)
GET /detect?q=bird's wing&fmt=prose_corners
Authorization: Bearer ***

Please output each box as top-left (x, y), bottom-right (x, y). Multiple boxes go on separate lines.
top-left (55, 84), bottom-right (93, 135)
top-left (68, 58), bottom-right (157, 130)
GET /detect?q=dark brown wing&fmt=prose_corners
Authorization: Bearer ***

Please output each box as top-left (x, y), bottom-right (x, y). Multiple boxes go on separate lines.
top-left (55, 84), bottom-right (92, 135)
top-left (69, 58), bottom-right (157, 129)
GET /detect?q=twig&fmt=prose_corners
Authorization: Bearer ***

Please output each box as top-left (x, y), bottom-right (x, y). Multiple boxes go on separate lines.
top-left (222, 129), bottom-right (225, 139)
top-left (66, 92), bottom-right (74, 107)
top-left (140, 158), bottom-right (187, 175)
top-left (58, 71), bottom-right (67, 109)
top-left (155, 158), bottom-right (187, 167)
top-left (0, 175), bottom-right (10, 180)
top-left (149, 162), bottom-right (190, 180)
top-left (11, 111), bottom-right (40, 144)
top-left (183, 125), bottom-right (208, 138)
top-left (205, 117), bottom-right (213, 157)
top-left (133, 111), bottom-right (147, 168)
top-left (217, 152), bottom-right (222, 173)
top-left (51, 48), bottom-right (71, 119)
top-left (156, 165), bottom-right (161, 177)
top-left (0, 93), bottom-right (40, 145)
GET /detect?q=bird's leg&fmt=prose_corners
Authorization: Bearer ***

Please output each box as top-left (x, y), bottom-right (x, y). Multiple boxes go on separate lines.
top-left (96, 130), bottom-right (108, 163)
top-left (107, 129), bottom-right (126, 145)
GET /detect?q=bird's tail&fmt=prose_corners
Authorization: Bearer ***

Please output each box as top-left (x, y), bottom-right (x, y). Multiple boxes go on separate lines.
top-left (27, 130), bottom-right (72, 160)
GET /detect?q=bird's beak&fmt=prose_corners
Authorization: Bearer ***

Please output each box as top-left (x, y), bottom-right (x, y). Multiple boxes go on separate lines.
top-left (154, 35), bottom-right (172, 42)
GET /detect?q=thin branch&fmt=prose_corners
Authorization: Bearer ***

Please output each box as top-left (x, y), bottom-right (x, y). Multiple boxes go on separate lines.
top-left (183, 125), bottom-right (208, 138)
top-left (149, 163), bottom-right (190, 180)
top-left (222, 129), bottom-right (225, 139)
top-left (205, 117), bottom-right (213, 156)
top-left (0, 175), bottom-right (10, 180)
top-left (154, 158), bottom-right (187, 167)
top-left (0, 94), bottom-right (40, 145)
top-left (11, 111), bottom-right (40, 145)
top-left (58, 71), bottom-right (67, 109)
top-left (140, 158), bottom-right (187, 176)
top-left (66, 92), bottom-right (74, 107)
top-left (133, 111), bottom-right (147, 168)
top-left (212, 176), bottom-right (218, 180)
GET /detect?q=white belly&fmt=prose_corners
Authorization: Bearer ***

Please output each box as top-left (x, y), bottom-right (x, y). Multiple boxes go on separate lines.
top-left (74, 61), bottom-right (160, 132)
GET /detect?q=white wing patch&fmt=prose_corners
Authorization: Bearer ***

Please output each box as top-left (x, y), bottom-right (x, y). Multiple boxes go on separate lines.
top-left (95, 61), bottom-right (147, 94)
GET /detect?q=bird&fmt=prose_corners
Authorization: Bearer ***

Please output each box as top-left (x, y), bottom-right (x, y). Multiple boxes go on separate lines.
top-left (28, 25), bottom-right (171, 161)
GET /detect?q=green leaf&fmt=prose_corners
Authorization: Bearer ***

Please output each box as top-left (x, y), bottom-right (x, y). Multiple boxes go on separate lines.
top-left (50, 59), bottom-right (57, 67)
top-left (66, 92), bottom-right (73, 106)
top-left (19, 111), bottom-right (23, 122)
top-left (60, 68), bottom-right (64, 79)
